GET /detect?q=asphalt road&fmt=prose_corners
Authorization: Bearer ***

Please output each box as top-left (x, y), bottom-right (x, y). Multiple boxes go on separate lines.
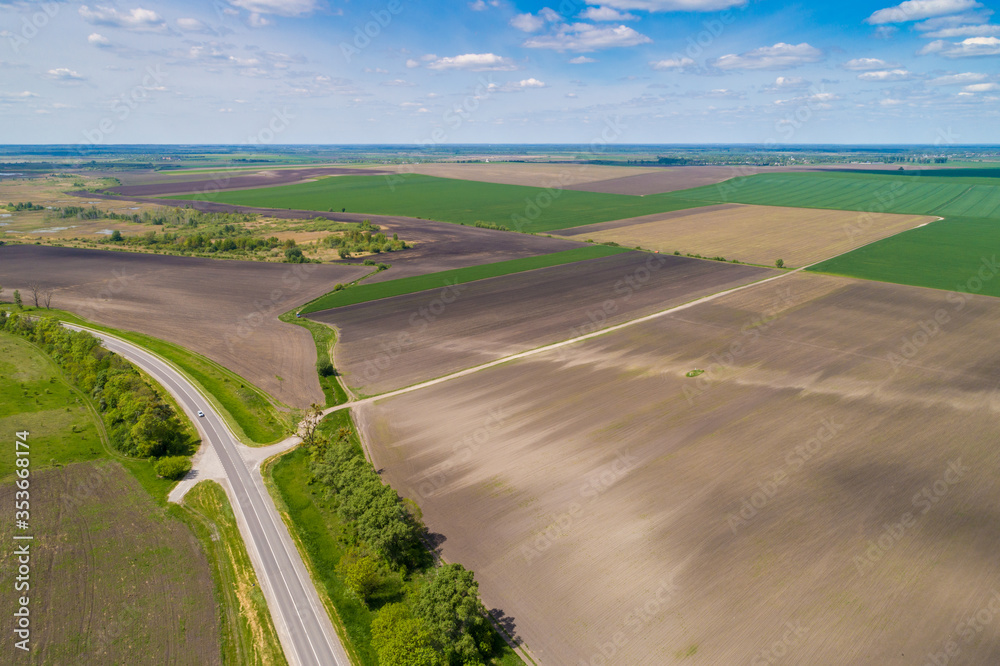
top-left (65, 324), bottom-right (349, 666)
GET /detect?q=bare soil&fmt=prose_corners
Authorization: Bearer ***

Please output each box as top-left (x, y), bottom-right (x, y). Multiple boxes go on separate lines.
top-left (312, 252), bottom-right (774, 395)
top-left (0, 462), bottom-right (221, 665)
top-left (357, 272), bottom-right (1000, 665)
top-left (557, 204), bottom-right (938, 267)
top-left (0, 244), bottom-right (369, 407)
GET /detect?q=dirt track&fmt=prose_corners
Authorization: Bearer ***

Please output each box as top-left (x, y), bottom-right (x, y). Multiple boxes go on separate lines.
top-left (0, 244), bottom-right (369, 407)
top-left (357, 272), bottom-right (1000, 664)
top-left (311, 252), bottom-right (774, 395)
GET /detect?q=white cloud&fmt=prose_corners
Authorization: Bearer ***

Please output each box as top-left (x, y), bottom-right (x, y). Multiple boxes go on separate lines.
top-left (766, 76), bottom-right (810, 90)
top-left (469, 0), bottom-right (500, 9)
top-left (924, 35), bottom-right (1000, 56)
top-left (963, 81), bottom-right (1000, 90)
top-left (47, 68), bottom-right (85, 80)
top-left (177, 17), bottom-right (210, 32)
top-left (858, 69), bottom-right (915, 81)
top-left (426, 53), bottom-right (517, 71)
top-left (585, 0), bottom-right (748, 11)
top-left (405, 59), bottom-right (420, 68)
top-left (228, 0), bottom-right (320, 16)
top-left (866, 0), bottom-right (981, 25)
top-left (919, 39), bottom-right (948, 53)
top-left (775, 91), bottom-right (840, 109)
top-left (516, 77), bottom-right (547, 88)
top-left (713, 42), bottom-right (823, 70)
top-left (581, 7), bottom-right (638, 21)
top-left (650, 57), bottom-right (695, 70)
top-left (523, 23), bottom-right (651, 52)
top-left (380, 79), bottom-right (416, 87)
top-left (928, 71), bottom-right (988, 84)
top-left (842, 57), bottom-right (900, 71)
top-left (87, 33), bottom-right (111, 46)
top-left (78, 5), bottom-right (166, 31)
top-left (569, 55), bottom-right (597, 63)
top-left (511, 13), bottom-right (546, 32)
top-left (921, 22), bottom-right (1000, 37)
top-left (0, 91), bottom-right (38, 100)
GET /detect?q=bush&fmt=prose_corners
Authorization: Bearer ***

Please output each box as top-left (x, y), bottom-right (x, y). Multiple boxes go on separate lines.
top-left (775, 258), bottom-right (785, 268)
top-left (110, 230), bottom-right (123, 242)
top-left (317, 361), bottom-right (335, 377)
top-left (371, 604), bottom-right (439, 666)
top-left (155, 456), bottom-right (192, 480)
top-left (337, 549), bottom-right (385, 603)
top-left (285, 247), bottom-right (306, 263)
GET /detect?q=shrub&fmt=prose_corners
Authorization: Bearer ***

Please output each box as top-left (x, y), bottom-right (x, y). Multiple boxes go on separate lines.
top-left (317, 361), bottom-right (335, 377)
top-left (155, 456), bottom-right (192, 480)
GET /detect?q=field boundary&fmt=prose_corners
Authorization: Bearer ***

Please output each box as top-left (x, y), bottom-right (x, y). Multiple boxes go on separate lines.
top-left (299, 245), bottom-right (630, 314)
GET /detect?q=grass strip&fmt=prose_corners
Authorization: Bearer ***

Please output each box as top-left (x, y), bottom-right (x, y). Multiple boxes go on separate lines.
top-left (278, 312), bottom-right (347, 407)
top-left (183, 481), bottom-right (288, 666)
top-left (300, 245), bottom-right (630, 314)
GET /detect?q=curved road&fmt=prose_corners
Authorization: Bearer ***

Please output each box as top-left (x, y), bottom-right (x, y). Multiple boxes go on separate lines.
top-left (65, 324), bottom-right (348, 666)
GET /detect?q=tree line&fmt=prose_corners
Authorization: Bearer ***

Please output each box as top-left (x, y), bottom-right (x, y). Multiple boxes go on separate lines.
top-left (0, 314), bottom-right (193, 471)
top-left (307, 421), bottom-right (503, 665)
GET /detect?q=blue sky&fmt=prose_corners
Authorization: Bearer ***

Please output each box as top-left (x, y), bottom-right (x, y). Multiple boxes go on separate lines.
top-left (2, 0), bottom-right (1000, 145)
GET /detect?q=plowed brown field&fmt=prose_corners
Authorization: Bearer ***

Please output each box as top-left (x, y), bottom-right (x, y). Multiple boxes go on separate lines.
top-left (0, 245), bottom-right (369, 407)
top-left (556, 204), bottom-right (938, 267)
top-left (356, 273), bottom-right (1000, 665)
top-left (310, 252), bottom-right (775, 395)
top-left (0, 462), bottom-right (220, 664)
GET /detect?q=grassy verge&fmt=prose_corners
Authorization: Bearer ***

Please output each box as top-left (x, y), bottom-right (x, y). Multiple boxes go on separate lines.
top-left (266, 410), bottom-right (524, 665)
top-left (3, 305), bottom-right (290, 445)
top-left (183, 481), bottom-right (288, 666)
top-left (278, 312), bottom-right (347, 407)
top-left (267, 412), bottom-right (376, 666)
top-left (300, 245), bottom-right (631, 314)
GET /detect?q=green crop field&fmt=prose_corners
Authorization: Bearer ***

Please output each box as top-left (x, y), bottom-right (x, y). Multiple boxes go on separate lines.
top-left (299, 245), bottom-right (630, 314)
top-left (809, 216), bottom-right (1000, 297)
top-left (678, 170), bottom-right (1000, 219)
top-left (169, 173), bottom-right (706, 232)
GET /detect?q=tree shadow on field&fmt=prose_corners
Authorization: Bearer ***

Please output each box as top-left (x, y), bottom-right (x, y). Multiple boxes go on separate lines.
top-left (425, 530), bottom-right (447, 552)
top-left (490, 608), bottom-right (521, 646)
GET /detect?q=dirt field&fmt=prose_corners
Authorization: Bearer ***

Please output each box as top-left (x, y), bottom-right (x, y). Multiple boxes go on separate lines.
top-left (0, 461), bottom-right (220, 664)
top-left (356, 272), bottom-right (1000, 664)
top-left (0, 245), bottom-right (369, 407)
top-left (312, 252), bottom-right (774, 395)
top-left (556, 204), bottom-right (938, 267)
top-left (105, 167), bottom-right (390, 197)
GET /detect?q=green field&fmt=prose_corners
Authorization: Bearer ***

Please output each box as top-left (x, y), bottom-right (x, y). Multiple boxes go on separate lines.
top-left (299, 245), bottom-right (630, 314)
top-left (170, 173), bottom-right (706, 232)
top-left (679, 170), bottom-right (1000, 219)
top-left (0, 333), bottom-right (104, 480)
top-left (809, 216), bottom-right (1000, 296)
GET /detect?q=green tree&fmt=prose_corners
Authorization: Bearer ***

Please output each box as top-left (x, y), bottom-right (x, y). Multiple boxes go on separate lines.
top-left (413, 564), bottom-right (494, 665)
top-left (110, 230), bottom-right (123, 242)
top-left (13, 289), bottom-right (21, 309)
top-left (370, 604), bottom-right (440, 666)
top-left (336, 549), bottom-right (384, 603)
top-left (775, 258), bottom-right (785, 268)
top-left (155, 456), bottom-right (192, 480)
